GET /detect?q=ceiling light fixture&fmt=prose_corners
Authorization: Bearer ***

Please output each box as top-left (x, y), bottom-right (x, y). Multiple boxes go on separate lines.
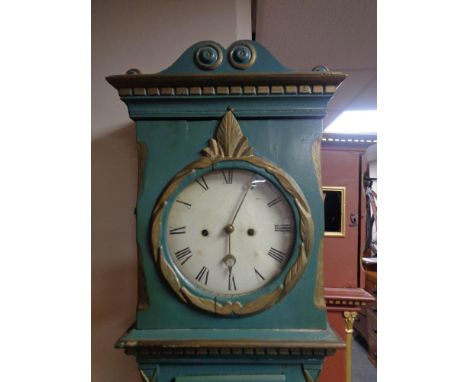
top-left (325, 110), bottom-right (378, 134)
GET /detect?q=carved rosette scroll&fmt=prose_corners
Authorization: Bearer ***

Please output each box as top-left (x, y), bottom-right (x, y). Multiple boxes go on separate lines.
top-left (151, 110), bottom-right (315, 315)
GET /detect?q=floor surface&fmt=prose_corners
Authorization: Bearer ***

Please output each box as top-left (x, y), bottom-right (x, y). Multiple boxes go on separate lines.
top-left (352, 338), bottom-right (377, 382)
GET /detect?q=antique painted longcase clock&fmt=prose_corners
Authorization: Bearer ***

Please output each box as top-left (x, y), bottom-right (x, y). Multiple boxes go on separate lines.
top-left (107, 40), bottom-right (346, 382)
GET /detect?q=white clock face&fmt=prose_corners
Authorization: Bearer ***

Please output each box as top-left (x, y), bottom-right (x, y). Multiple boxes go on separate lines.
top-left (166, 168), bottom-right (296, 297)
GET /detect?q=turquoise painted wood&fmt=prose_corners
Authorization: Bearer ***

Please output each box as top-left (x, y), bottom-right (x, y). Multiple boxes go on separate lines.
top-left (138, 361), bottom-right (323, 382)
top-left (107, 40), bottom-right (346, 382)
top-left (161, 40), bottom-right (290, 74)
top-left (176, 375), bottom-right (286, 382)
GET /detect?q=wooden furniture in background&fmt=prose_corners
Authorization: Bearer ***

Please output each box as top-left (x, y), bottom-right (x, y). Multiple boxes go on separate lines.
top-left (355, 260), bottom-right (377, 367)
top-left (321, 134), bottom-right (377, 288)
top-left (319, 134), bottom-right (377, 382)
top-left (322, 288), bottom-right (374, 382)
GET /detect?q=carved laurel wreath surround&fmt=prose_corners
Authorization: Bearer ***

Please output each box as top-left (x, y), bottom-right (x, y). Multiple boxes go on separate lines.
top-left (150, 110), bottom-right (314, 315)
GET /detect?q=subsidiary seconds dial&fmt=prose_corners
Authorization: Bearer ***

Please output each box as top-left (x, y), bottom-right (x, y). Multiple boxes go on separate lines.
top-left (166, 168), bottom-right (296, 297)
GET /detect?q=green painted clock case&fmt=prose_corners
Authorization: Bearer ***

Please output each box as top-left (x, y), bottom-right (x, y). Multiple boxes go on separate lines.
top-left (107, 40), bottom-right (346, 382)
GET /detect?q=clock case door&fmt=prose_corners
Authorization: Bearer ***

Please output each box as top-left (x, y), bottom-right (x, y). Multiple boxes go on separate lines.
top-left (107, 40), bottom-right (346, 377)
top-left (157, 158), bottom-right (304, 308)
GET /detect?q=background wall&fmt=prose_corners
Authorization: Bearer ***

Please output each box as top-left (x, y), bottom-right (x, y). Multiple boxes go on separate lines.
top-left (92, 1), bottom-right (251, 380)
top-left (256, 0), bottom-right (376, 128)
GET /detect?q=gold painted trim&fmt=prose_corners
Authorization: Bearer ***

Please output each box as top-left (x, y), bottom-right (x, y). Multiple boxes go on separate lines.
top-left (224, 285), bottom-right (283, 315)
top-left (116, 84), bottom-right (340, 97)
top-left (230, 85), bottom-right (243, 95)
top-left (325, 299), bottom-right (367, 307)
top-left (150, 111), bottom-right (314, 316)
top-left (201, 110), bottom-right (253, 158)
top-left (159, 247), bottom-right (187, 304)
top-left (299, 85), bottom-right (312, 94)
top-left (312, 85), bottom-right (324, 94)
top-left (343, 311), bottom-right (358, 333)
top-left (322, 186), bottom-right (346, 237)
top-left (119, 88), bottom-right (132, 96)
top-left (160, 87), bottom-right (174, 96)
top-left (314, 239), bottom-right (326, 310)
top-left (203, 86), bottom-right (215, 95)
top-left (175, 87), bottom-right (189, 96)
top-left (271, 85), bottom-right (284, 94)
top-left (284, 243), bottom-right (307, 295)
top-left (133, 87), bottom-right (146, 96)
top-left (257, 85), bottom-right (270, 94)
top-left (343, 311), bottom-right (358, 382)
top-left (285, 85), bottom-right (298, 94)
top-left (243, 85), bottom-right (256, 95)
top-left (181, 286), bottom-right (219, 313)
top-left (107, 71), bottom-right (347, 90)
top-left (189, 87), bottom-right (202, 95)
top-left (311, 138), bottom-right (323, 198)
top-left (178, 285), bottom-right (285, 316)
top-left (137, 245), bottom-right (149, 311)
top-left (216, 86), bottom-right (230, 95)
top-left (121, 338), bottom-right (345, 350)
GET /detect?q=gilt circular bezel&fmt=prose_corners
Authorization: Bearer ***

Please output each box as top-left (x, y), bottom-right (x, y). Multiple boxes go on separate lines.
top-left (150, 156), bottom-right (313, 316)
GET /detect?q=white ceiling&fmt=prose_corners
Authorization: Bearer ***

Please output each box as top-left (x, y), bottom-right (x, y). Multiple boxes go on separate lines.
top-left (256, 0), bottom-right (376, 128)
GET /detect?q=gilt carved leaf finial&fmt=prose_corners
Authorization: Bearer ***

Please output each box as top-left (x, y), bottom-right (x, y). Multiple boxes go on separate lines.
top-left (202, 110), bottom-right (253, 158)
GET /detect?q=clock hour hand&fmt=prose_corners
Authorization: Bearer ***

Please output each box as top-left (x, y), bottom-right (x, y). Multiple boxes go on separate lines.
top-left (222, 253), bottom-right (236, 275)
top-left (223, 227), bottom-right (235, 276)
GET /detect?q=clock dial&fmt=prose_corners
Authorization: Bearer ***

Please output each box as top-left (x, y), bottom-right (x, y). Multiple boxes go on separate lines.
top-left (166, 169), bottom-right (296, 297)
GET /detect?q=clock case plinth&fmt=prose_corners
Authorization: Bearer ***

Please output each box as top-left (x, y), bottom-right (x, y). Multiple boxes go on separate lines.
top-left (107, 40), bottom-right (346, 382)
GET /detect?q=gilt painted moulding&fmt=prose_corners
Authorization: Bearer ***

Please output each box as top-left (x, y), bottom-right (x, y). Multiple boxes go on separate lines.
top-left (106, 40), bottom-right (346, 96)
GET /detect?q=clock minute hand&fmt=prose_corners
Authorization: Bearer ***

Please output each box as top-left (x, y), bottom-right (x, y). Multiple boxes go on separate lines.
top-left (230, 177), bottom-right (264, 225)
top-left (224, 177), bottom-right (264, 271)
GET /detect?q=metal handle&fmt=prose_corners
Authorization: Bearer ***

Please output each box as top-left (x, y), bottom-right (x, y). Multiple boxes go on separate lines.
top-left (349, 213), bottom-right (357, 227)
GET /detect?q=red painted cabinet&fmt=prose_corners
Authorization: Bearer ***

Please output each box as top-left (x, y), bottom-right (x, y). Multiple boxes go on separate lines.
top-left (322, 147), bottom-right (364, 287)
top-left (319, 134), bottom-right (376, 382)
